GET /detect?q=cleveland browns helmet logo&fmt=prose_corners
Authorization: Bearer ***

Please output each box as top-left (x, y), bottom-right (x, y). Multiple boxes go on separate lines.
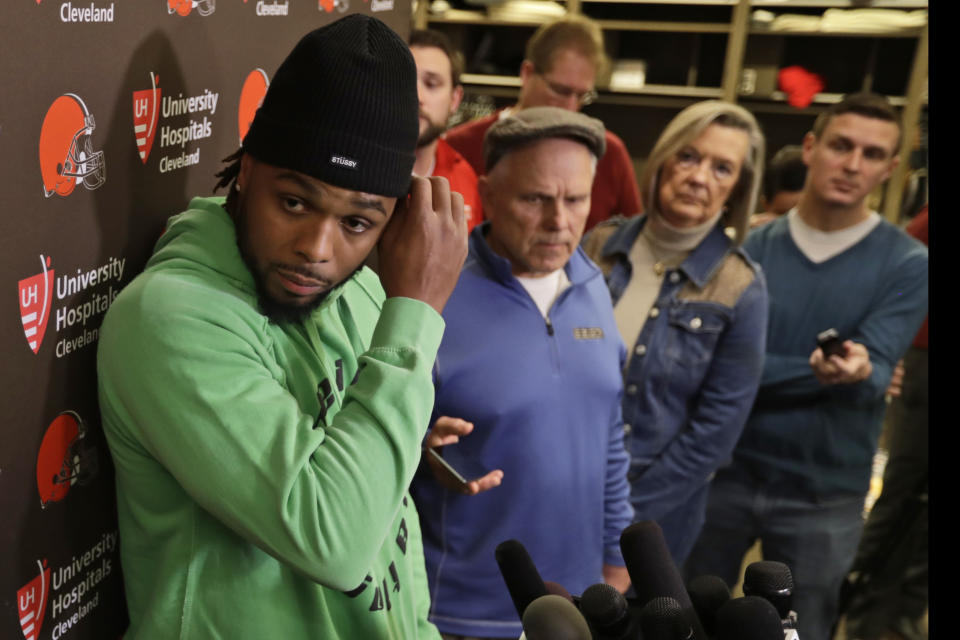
top-left (318, 0), bottom-right (349, 12)
top-left (168, 0), bottom-right (215, 16)
top-left (238, 69), bottom-right (269, 144)
top-left (38, 94), bottom-right (106, 198)
top-left (36, 411), bottom-right (99, 508)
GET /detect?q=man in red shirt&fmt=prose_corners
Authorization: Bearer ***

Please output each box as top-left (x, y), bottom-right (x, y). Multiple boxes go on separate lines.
top-left (841, 204), bottom-right (929, 640)
top-left (410, 30), bottom-right (483, 231)
top-left (444, 15), bottom-right (641, 231)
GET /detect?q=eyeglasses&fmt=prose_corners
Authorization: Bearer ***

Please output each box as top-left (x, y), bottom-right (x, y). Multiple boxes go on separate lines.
top-left (536, 70), bottom-right (598, 107)
top-left (673, 147), bottom-right (740, 184)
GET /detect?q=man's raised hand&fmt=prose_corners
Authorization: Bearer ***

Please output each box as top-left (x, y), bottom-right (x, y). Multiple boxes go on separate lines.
top-left (378, 176), bottom-right (468, 314)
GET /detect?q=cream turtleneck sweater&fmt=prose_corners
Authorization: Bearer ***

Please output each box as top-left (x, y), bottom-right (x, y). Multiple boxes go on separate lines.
top-left (614, 213), bottom-right (718, 366)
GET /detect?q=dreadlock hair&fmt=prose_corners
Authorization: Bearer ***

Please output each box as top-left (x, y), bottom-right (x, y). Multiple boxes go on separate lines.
top-left (214, 147), bottom-right (244, 213)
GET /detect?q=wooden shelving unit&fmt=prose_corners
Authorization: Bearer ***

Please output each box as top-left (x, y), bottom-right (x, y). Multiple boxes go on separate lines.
top-left (412, 0), bottom-right (928, 221)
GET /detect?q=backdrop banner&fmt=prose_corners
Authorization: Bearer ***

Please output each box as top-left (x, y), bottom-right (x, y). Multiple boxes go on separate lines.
top-left (1, 3), bottom-right (410, 638)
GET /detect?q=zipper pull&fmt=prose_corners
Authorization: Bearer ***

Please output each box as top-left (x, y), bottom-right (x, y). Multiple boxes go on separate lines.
top-left (545, 317), bottom-right (555, 336)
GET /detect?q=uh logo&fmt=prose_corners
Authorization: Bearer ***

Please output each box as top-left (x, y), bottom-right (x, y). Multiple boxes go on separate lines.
top-left (19, 255), bottom-right (55, 355)
top-left (133, 72), bottom-right (161, 163)
top-left (18, 559), bottom-right (51, 640)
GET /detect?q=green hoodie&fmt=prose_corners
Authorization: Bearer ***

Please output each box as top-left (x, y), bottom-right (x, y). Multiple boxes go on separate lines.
top-left (97, 197), bottom-right (444, 639)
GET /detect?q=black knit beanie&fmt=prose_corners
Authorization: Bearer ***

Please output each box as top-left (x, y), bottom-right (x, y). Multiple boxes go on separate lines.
top-left (242, 14), bottom-right (418, 198)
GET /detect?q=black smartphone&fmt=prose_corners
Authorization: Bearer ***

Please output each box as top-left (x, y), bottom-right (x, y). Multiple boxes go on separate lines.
top-left (816, 328), bottom-right (845, 358)
top-left (425, 447), bottom-right (470, 491)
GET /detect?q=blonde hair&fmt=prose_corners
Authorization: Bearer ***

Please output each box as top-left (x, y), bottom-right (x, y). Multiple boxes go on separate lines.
top-left (525, 15), bottom-right (610, 80)
top-left (640, 100), bottom-right (765, 245)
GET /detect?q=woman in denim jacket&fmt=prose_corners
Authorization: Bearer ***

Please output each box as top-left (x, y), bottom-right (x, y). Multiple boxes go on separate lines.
top-left (582, 101), bottom-right (769, 567)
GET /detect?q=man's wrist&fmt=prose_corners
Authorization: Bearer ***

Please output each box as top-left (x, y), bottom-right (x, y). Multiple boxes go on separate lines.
top-left (371, 297), bottom-right (445, 356)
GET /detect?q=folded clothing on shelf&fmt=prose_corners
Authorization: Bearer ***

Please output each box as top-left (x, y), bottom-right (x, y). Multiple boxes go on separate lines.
top-left (819, 8), bottom-right (927, 33)
top-left (767, 8), bottom-right (927, 33)
top-left (485, 0), bottom-right (566, 21)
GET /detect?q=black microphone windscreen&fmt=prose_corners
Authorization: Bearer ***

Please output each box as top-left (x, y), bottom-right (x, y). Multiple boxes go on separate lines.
top-left (579, 583), bottom-right (631, 639)
top-left (687, 574), bottom-right (731, 636)
top-left (495, 539), bottom-right (548, 619)
top-left (743, 560), bottom-right (794, 620)
top-left (522, 594), bottom-right (592, 640)
top-left (639, 596), bottom-right (693, 640)
top-left (715, 596), bottom-right (784, 640)
top-left (620, 521), bottom-right (711, 640)
top-left (620, 522), bottom-right (692, 609)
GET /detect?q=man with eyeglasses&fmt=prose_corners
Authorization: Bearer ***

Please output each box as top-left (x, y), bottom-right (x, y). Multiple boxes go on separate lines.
top-left (445, 15), bottom-right (642, 232)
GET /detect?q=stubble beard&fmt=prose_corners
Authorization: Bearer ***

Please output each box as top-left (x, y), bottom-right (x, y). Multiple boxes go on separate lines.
top-left (231, 195), bottom-right (354, 325)
top-left (416, 118), bottom-right (448, 150)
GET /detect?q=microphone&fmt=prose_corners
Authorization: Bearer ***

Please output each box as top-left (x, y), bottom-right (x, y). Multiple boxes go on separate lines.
top-left (495, 539), bottom-right (549, 620)
top-left (578, 582), bottom-right (634, 640)
top-left (742, 561), bottom-right (799, 638)
top-left (715, 596), bottom-right (784, 640)
top-left (686, 574), bottom-right (731, 638)
top-left (639, 596), bottom-right (694, 640)
top-left (521, 594), bottom-right (592, 640)
top-left (619, 521), bottom-right (707, 640)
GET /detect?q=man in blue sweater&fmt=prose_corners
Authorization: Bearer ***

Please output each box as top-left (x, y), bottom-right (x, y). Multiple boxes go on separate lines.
top-left (409, 106), bottom-right (634, 639)
top-left (685, 93), bottom-right (928, 640)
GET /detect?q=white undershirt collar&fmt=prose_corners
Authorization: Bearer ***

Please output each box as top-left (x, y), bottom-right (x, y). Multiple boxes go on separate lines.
top-left (788, 208), bottom-right (881, 263)
top-left (516, 269), bottom-right (570, 318)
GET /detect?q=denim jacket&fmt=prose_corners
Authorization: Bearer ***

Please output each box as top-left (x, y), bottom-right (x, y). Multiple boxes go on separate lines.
top-left (582, 215), bottom-right (768, 522)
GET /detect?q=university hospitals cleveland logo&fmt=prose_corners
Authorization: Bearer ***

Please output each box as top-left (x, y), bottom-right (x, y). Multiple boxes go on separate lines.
top-left (38, 94), bottom-right (106, 197)
top-left (135, 71), bottom-right (218, 174)
top-left (18, 560), bottom-right (50, 640)
top-left (238, 69), bottom-right (269, 144)
top-left (19, 255), bottom-right (54, 354)
top-left (133, 72), bottom-right (161, 163)
top-left (17, 253), bottom-right (124, 358)
top-left (15, 532), bottom-right (117, 639)
top-left (36, 0), bottom-right (116, 22)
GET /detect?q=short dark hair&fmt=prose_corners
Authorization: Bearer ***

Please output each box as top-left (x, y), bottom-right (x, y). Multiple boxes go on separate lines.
top-left (409, 29), bottom-right (464, 88)
top-left (812, 92), bottom-right (902, 151)
top-left (763, 145), bottom-right (806, 203)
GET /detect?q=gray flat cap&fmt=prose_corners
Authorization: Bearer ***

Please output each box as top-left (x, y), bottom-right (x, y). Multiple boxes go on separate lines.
top-left (483, 106), bottom-right (607, 173)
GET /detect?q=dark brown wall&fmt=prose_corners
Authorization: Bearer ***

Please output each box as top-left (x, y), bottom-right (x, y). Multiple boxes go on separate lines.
top-left (1, 3), bottom-right (410, 639)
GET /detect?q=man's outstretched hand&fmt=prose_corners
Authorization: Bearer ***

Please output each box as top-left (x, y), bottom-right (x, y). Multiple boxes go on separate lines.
top-left (424, 416), bottom-right (504, 496)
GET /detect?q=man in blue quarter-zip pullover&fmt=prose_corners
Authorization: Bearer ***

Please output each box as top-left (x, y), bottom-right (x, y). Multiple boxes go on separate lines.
top-left (685, 93), bottom-right (929, 640)
top-left (409, 106), bottom-right (634, 639)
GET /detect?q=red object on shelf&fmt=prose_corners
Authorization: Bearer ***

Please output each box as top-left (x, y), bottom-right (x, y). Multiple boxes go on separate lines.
top-left (778, 66), bottom-right (825, 108)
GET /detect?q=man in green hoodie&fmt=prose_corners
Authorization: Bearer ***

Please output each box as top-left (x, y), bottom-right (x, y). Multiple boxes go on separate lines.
top-left (97, 15), bottom-right (467, 639)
